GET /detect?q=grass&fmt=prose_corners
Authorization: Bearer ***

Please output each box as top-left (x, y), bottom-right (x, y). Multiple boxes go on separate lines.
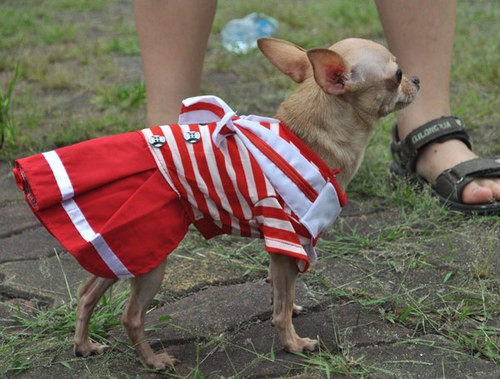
top-left (92, 80), bottom-right (146, 110)
top-left (0, 0), bottom-right (499, 377)
top-left (0, 285), bottom-right (131, 377)
top-left (0, 65), bottom-right (18, 151)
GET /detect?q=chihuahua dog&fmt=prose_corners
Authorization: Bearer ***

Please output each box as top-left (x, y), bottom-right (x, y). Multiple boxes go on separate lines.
top-left (13, 37), bottom-right (419, 370)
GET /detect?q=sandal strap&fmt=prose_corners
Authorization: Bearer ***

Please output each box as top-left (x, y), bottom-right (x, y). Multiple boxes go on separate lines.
top-left (434, 158), bottom-right (500, 203)
top-left (391, 116), bottom-right (472, 173)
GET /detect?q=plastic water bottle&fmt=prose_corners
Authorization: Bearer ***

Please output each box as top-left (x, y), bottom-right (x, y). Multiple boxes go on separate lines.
top-left (221, 13), bottom-right (279, 54)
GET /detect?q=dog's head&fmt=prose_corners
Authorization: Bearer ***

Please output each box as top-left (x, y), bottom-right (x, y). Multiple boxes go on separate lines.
top-left (258, 37), bottom-right (419, 119)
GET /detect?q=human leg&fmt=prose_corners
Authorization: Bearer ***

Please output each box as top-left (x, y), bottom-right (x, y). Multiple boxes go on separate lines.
top-left (133, 0), bottom-right (217, 126)
top-left (375, 0), bottom-right (500, 207)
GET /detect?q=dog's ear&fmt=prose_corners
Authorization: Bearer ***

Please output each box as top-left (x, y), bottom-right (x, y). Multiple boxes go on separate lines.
top-left (306, 48), bottom-right (350, 95)
top-left (257, 38), bottom-right (309, 83)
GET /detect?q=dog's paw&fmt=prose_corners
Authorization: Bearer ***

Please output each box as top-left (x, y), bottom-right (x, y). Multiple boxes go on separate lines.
top-left (284, 337), bottom-right (318, 353)
top-left (74, 342), bottom-right (110, 357)
top-left (292, 303), bottom-right (304, 315)
top-left (143, 352), bottom-right (178, 370)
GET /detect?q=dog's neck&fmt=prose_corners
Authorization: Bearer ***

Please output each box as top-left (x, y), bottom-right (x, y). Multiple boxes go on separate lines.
top-left (275, 86), bottom-right (377, 191)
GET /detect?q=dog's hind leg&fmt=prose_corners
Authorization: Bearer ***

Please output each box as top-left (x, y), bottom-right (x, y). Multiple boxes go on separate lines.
top-left (270, 253), bottom-right (318, 352)
top-left (74, 275), bottom-right (117, 357)
top-left (122, 258), bottom-right (176, 370)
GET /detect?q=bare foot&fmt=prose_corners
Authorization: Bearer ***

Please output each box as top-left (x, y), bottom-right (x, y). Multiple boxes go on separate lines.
top-left (416, 139), bottom-right (500, 204)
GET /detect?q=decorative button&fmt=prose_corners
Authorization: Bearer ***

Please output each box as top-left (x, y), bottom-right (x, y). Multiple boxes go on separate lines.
top-left (149, 135), bottom-right (166, 148)
top-left (184, 131), bottom-right (201, 144)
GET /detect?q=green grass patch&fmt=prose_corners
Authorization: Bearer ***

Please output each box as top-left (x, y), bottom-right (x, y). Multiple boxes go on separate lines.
top-left (92, 80), bottom-right (146, 110)
top-left (0, 66), bottom-right (18, 151)
top-left (0, 287), bottom-right (130, 376)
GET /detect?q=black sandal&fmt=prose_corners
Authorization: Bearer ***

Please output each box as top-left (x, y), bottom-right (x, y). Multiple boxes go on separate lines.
top-left (390, 116), bottom-right (500, 215)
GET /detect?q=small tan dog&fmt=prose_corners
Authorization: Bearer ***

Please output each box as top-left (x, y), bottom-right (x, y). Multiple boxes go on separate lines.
top-left (15, 37), bottom-right (419, 370)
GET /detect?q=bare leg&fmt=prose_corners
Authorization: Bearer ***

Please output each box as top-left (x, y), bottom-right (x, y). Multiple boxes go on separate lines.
top-left (133, 0), bottom-right (217, 126)
top-left (270, 254), bottom-right (317, 352)
top-left (121, 259), bottom-right (174, 370)
top-left (376, 0), bottom-right (500, 204)
top-left (74, 276), bottom-right (117, 357)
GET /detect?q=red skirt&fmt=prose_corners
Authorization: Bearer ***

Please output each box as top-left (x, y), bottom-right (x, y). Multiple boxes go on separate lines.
top-left (13, 131), bottom-right (190, 279)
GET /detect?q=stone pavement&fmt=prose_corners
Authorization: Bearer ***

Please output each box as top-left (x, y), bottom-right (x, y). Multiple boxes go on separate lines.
top-left (1, 160), bottom-right (498, 378)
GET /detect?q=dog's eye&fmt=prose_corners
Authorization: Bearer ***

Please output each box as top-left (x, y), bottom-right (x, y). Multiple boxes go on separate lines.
top-left (395, 68), bottom-right (403, 84)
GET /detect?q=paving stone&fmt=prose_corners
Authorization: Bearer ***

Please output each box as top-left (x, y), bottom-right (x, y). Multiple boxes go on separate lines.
top-left (0, 301), bottom-right (14, 328)
top-left (146, 280), bottom-right (317, 343)
top-left (169, 321), bottom-right (306, 378)
top-left (350, 334), bottom-right (499, 379)
top-left (0, 163), bottom-right (21, 204)
top-left (312, 256), bottom-right (400, 298)
top-left (0, 203), bottom-right (40, 238)
top-left (167, 303), bottom-right (411, 378)
top-left (160, 250), bottom-right (261, 298)
top-left (0, 251), bottom-right (88, 305)
top-left (312, 249), bottom-right (482, 307)
top-left (0, 226), bottom-right (61, 263)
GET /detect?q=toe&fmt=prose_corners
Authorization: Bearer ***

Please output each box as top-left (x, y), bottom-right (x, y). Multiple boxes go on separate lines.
top-left (461, 181), bottom-right (493, 204)
top-left (490, 179), bottom-right (500, 200)
top-left (461, 178), bottom-right (500, 204)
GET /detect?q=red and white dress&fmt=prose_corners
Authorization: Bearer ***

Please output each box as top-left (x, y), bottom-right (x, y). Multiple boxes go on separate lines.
top-left (13, 96), bottom-right (346, 279)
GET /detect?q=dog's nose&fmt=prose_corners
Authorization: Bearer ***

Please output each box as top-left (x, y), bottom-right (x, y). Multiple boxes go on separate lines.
top-left (411, 76), bottom-right (420, 89)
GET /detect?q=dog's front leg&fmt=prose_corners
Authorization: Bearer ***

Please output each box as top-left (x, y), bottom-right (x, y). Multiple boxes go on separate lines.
top-left (122, 259), bottom-right (177, 370)
top-left (270, 253), bottom-right (318, 352)
top-left (267, 268), bottom-right (304, 315)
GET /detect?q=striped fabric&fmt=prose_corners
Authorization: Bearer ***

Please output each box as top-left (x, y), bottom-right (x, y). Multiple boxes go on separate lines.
top-left (143, 96), bottom-right (347, 272)
top-left (42, 151), bottom-right (132, 278)
top-left (13, 96), bottom-right (346, 279)
top-left (14, 131), bottom-right (190, 279)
